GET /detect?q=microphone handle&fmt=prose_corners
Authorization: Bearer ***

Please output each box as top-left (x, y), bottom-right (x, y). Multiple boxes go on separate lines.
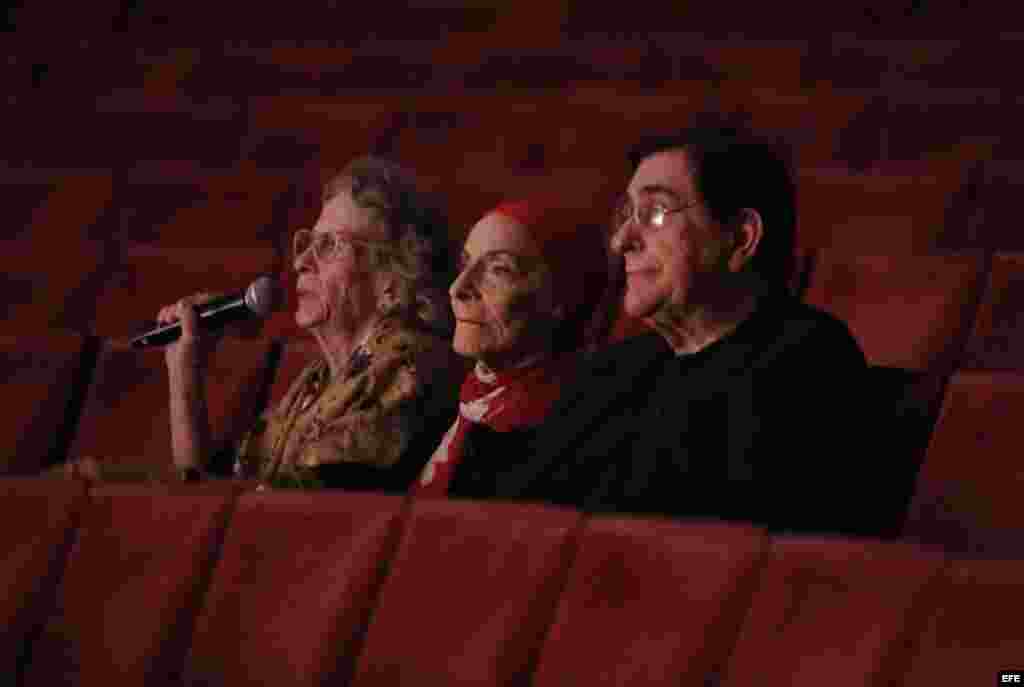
top-left (129, 294), bottom-right (248, 348)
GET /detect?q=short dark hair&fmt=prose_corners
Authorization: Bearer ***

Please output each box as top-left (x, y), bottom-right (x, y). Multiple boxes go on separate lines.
top-left (627, 125), bottom-right (797, 289)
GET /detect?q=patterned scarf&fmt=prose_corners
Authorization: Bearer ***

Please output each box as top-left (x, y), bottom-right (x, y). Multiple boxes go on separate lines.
top-left (412, 355), bottom-right (570, 496)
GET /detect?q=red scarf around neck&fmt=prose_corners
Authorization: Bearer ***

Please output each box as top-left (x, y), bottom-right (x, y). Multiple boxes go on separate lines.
top-left (411, 355), bottom-right (571, 496)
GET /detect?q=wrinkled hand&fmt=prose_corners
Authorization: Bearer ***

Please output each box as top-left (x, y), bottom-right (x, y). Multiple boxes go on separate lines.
top-left (156, 292), bottom-right (224, 385)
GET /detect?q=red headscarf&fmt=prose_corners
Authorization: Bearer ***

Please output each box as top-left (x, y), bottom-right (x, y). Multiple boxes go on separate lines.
top-left (488, 199), bottom-right (609, 349)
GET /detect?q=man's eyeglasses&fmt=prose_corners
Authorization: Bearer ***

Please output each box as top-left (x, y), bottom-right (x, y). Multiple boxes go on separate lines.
top-left (613, 197), bottom-right (700, 232)
top-left (292, 228), bottom-right (391, 263)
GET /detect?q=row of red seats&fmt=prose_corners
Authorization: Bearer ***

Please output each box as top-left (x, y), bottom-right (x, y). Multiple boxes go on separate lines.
top-left (4, 241), bottom-right (1020, 368)
top-left (2, 149), bottom-right (1016, 267)
top-left (2, 477), bottom-right (1019, 686)
top-left (3, 243), bottom-right (1024, 534)
top-left (804, 251), bottom-right (1001, 371)
top-left (0, 167), bottom-right (295, 244)
top-left (1, 86), bottom-right (997, 175)
top-left (9, 29), bottom-right (1022, 103)
top-left (1, 326), bottom-right (1021, 562)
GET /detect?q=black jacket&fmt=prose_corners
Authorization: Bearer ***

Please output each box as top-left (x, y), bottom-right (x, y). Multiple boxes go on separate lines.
top-left (450, 291), bottom-right (904, 538)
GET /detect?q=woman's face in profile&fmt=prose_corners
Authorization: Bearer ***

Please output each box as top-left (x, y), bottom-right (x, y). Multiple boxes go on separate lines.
top-left (449, 212), bottom-right (562, 368)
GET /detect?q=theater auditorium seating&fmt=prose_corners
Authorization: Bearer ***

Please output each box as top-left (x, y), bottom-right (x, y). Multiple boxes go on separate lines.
top-left (95, 169), bottom-right (290, 247)
top-left (185, 491), bottom-right (406, 686)
top-left (6, 105), bottom-right (244, 170)
top-left (0, 178), bottom-right (58, 242)
top-left (86, 244), bottom-right (280, 339)
top-left (0, 173), bottom-right (113, 243)
top-left (20, 483), bottom-right (239, 686)
top-left (242, 95), bottom-right (391, 169)
top-left (900, 558), bottom-right (1024, 686)
top-left (67, 336), bottom-right (277, 480)
top-left (940, 160), bottom-right (1024, 253)
top-left (352, 499), bottom-right (583, 686)
top-left (0, 237), bottom-right (108, 335)
top-left (4, 479), bottom-right (1023, 686)
top-left (796, 165), bottom-right (965, 256)
top-left (802, 251), bottom-right (991, 532)
top-left (962, 252), bottom-right (1024, 370)
top-left (902, 370), bottom-right (1024, 559)
top-left (531, 518), bottom-right (766, 686)
top-left (720, 537), bottom-right (945, 686)
top-left (0, 333), bottom-right (96, 475)
top-left (804, 251), bottom-right (987, 371)
top-left (7, 10), bottom-right (1024, 683)
top-left (0, 478), bottom-right (88, 679)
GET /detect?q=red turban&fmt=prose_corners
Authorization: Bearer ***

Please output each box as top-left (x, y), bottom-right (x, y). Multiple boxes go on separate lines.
top-left (488, 199), bottom-right (610, 351)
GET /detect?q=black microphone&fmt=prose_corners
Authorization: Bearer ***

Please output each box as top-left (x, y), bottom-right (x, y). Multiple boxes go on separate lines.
top-left (130, 275), bottom-right (282, 349)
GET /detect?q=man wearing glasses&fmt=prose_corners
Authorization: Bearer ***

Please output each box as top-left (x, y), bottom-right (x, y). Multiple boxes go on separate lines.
top-left (456, 126), bottom-right (905, 538)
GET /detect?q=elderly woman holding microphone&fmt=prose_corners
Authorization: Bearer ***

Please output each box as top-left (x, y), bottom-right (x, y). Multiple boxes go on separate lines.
top-left (160, 157), bottom-right (460, 490)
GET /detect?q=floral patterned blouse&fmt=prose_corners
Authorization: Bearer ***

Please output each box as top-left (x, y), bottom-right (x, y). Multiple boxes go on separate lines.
top-left (233, 310), bottom-right (457, 489)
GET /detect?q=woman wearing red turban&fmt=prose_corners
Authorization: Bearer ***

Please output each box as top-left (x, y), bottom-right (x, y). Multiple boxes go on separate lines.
top-left (410, 200), bottom-right (610, 497)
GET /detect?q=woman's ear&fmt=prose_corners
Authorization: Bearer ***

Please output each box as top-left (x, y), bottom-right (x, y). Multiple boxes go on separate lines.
top-left (378, 274), bottom-right (399, 310)
top-left (728, 207), bottom-right (764, 273)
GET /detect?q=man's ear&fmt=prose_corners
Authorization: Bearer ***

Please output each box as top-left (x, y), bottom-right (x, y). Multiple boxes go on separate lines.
top-left (728, 207), bottom-right (764, 273)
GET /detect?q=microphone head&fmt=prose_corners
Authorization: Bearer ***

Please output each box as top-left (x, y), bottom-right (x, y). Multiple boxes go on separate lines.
top-left (244, 275), bottom-right (283, 317)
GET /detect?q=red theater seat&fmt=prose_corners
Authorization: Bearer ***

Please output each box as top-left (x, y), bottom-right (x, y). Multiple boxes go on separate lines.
top-left (861, 366), bottom-right (946, 536)
top-left (900, 558), bottom-right (1024, 685)
top-left (796, 167), bottom-right (965, 255)
top-left (150, 170), bottom-right (290, 246)
top-left (353, 499), bottom-right (582, 687)
top-left (902, 370), bottom-right (1024, 558)
top-left (185, 491), bottom-right (407, 686)
top-left (20, 483), bottom-right (239, 687)
top-left (87, 244), bottom-right (279, 338)
top-left (532, 518), bottom-right (767, 687)
top-left (962, 252), bottom-right (1024, 369)
top-left (6, 98), bottom-right (245, 168)
top-left (97, 167), bottom-right (292, 247)
top-left (97, 178), bottom-right (209, 243)
top-left (379, 106), bottom-right (489, 187)
top-left (715, 83), bottom-right (868, 166)
top-left (721, 536), bottom-right (945, 687)
top-left (0, 478), bottom-right (87, 678)
top-left (0, 332), bottom-right (93, 475)
top-left (940, 159), bottom-right (1024, 252)
top-left (0, 238), bottom-right (106, 334)
top-left (243, 95), bottom-right (392, 168)
top-left (22, 172), bottom-right (115, 241)
top-left (0, 178), bottom-right (59, 241)
top-left (68, 336), bottom-right (275, 479)
top-left (804, 251), bottom-right (986, 370)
